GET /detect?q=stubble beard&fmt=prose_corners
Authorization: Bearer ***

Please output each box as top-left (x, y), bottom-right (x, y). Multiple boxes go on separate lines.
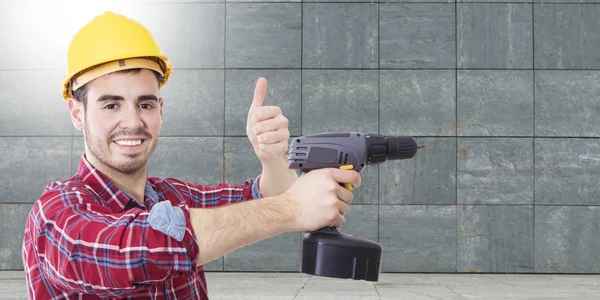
top-left (83, 122), bottom-right (158, 175)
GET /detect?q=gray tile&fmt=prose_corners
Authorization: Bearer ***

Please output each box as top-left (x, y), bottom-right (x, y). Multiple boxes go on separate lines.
top-left (223, 137), bottom-right (265, 186)
top-left (535, 71), bottom-right (600, 137)
top-left (458, 4), bottom-right (533, 69)
top-left (303, 3), bottom-right (378, 69)
top-left (534, 4), bottom-right (600, 69)
top-left (0, 71), bottom-right (72, 136)
top-left (351, 164), bottom-right (379, 205)
top-left (458, 205), bottom-right (534, 273)
top-left (226, 3), bottom-right (301, 68)
top-left (225, 70), bottom-right (301, 136)
top-left (204, 257), bottom-right (224, 272)
top-left (72, 136), bottom-right (85, 175)
top-left (303, 0), bottom-right (378, 2)
top-left (457, 138), bottom-right (534, 205)
top-left (295, 276), bottom-right (378, 300)
top-left (457, 71), bottom-right (534, 136)
top-left (380, 205), bottom-right (457, 272)
top-left (535, 138), bottom-right (600, 205)
top-left (0, 278), bottom-right (27, 299)
top-left (380, 4), bottom-right (455, 68)
top-left (0, 137), bottom-right (72, 203)
top-left (160, 70), bottom-right (224, 136)
top-left (0, 5), bottom-right (66, 69)
top-left (380, 70), bottom-right (456, 137)
top-left (205, 272), bottom-right (308, 300)
top-left (121, 4), bottom-right (225, 68)
top-left (379, 138), bottom-right (456, 205)
top-left (459, 0), bottom-right (531, 2)
top-left (148, 137), bottom-right (223, 186)
top-left (0, 204), bottom-right (33, 269)
top-left (302, 70), bottom-right (378, 134)
top-left (228, 0), bottom-right (300, 2)
top-left (533, 0), bottom-right (598, 2)
top-left (376, 285), bottom-right (465, 300)
top-left (535, 206), bottom-right (600, 273)
top-left (225, 232), bottom-right (302, 271)
top-left (339, 205), bottom-right (379, 244)
top-left (384, 0), bottom-right (454, 2)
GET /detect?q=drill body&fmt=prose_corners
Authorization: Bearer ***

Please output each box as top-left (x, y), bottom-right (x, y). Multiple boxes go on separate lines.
top-left (288, 131), bottom-right (418, 174)
top-left (286, 131), bottom-right (420, 282)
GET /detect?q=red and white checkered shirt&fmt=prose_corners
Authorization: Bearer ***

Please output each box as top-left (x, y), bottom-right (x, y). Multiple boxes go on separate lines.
top-left (22, 154), bottom-right (259, 299)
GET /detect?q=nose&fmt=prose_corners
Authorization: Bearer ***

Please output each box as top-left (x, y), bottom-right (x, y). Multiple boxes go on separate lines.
top-left (119, 102), bottom-right (144, 130)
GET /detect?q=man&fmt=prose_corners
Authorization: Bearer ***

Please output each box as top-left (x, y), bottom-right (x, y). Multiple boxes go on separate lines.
top-left (21, 10), bottom-right (360, 299)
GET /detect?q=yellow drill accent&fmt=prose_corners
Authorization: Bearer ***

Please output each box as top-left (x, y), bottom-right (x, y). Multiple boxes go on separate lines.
top-left (340, 165), bottom-right (354, 190)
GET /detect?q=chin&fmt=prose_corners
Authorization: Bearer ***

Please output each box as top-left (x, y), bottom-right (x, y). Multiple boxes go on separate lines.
top-left (110, 156), bottom-right (148, 174)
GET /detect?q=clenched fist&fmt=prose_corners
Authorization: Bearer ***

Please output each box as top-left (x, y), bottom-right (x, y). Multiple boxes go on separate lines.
top-left (246, 77), bottom-right (291, 162)
top-left (284, 168), bottom-right (361, 232)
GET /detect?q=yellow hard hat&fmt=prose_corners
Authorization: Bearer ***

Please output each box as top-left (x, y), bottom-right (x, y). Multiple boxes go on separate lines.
top-left (61, 11), bottom-right (172, 101)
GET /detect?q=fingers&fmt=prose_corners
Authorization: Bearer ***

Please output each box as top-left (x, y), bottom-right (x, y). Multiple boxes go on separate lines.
top-left (326, 168), bottom-right (361, 189)
top-left (250, 77), bottom-right (267, 112)
top-left (251, 106), bottom-right (284, 125)
top-left (335, 185), bottom-right (354, 205)
top-left (255, 128), bottom-right (290, 144)
top-left (257, 141), bottom-right (288, 157)
top-left (337, 199), bottom-right (349, 215)
top-left (333, 214), bottom-right (345, 228)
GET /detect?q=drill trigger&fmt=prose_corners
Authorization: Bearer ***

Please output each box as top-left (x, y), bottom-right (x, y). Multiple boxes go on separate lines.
top-left (339, 165), bottom-right (354, 190)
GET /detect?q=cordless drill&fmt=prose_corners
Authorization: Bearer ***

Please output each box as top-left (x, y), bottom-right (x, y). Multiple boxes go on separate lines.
top-left (287, 132), bottom-right (422, 282)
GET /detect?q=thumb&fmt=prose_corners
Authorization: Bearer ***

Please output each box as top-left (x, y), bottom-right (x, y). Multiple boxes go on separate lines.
top-left (250, 77), bottom-right (267, 111)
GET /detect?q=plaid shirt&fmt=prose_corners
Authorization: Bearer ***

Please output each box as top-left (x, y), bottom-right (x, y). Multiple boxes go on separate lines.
top-left (22, 154), bottom-right (261, 299)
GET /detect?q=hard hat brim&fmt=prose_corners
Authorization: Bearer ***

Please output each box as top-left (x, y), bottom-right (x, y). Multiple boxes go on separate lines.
top-left (62, 56), bottom-right (171, 101)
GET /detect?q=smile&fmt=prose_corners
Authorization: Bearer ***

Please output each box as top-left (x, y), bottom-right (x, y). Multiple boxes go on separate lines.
top-left (114, 139), bottom-right (144, 146)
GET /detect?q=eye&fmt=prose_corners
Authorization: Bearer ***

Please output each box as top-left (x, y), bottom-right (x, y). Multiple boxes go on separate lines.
top-left (104, 103), bottom-right (117, 109)
top-left (140, 103), bottom-right (154, 109)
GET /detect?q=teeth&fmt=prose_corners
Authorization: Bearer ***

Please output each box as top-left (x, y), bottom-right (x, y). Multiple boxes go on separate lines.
top-left (115, 140), bottom-right (142, 146)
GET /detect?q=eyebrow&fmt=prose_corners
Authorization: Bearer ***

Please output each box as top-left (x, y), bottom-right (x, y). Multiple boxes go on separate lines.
top-left (96, 94), bottom-right (159, 102)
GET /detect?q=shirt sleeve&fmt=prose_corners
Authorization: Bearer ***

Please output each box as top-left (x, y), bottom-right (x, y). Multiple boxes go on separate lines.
top-left (161, 174), bottom-right (263, 208)
top-left (28, 182), bottom-right (199, 298)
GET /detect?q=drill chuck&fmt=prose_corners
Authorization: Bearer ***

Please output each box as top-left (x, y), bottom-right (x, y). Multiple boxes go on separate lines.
top-left (365, 134), bottom-right (418, 164)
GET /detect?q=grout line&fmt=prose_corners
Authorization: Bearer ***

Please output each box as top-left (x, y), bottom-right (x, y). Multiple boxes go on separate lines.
top-left (222, 0), bottom-right (227, 273)
top-left (374, 281), bottom-right (382, 300)
top-left (300, 0), bottom-right (303, 135)
top-left (377, 0), bottom-right (381, 243)
top-left (455, 0), bottom-right (459, 273)
top-left (445, 285), bottom-right (468, 300)
top-left (531, 0), bottom-right (536, 273)
top-left (292, 275), bottom-right (312, 300)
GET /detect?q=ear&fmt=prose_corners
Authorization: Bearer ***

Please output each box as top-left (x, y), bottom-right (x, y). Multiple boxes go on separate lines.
top-left (68, 98), bottom-right (84, 131)
top-left (159, 97), bottom-right (164, 123)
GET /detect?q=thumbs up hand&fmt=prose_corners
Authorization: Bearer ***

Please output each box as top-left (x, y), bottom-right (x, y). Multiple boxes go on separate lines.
top-left (246, 77), bottom-right (290, 162)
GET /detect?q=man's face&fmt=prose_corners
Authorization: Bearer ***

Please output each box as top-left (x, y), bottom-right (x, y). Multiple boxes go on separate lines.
top-left (73, 69), bottom-right (163, 175)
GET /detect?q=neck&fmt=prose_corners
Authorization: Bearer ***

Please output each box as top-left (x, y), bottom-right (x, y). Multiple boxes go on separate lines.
top-left (86, 153), bottom-right (148, 205)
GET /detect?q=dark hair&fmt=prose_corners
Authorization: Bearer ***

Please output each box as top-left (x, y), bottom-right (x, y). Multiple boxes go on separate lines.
top-left (72, 68), bottom-right (162, 108)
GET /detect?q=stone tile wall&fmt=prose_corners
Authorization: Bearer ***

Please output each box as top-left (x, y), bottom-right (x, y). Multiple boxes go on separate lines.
top-left (1, 0), bottom-right (599, 273)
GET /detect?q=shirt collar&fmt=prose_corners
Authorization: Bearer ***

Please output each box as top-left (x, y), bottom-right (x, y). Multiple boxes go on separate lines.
top-left (75, 153), bottom-right (158, 212)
